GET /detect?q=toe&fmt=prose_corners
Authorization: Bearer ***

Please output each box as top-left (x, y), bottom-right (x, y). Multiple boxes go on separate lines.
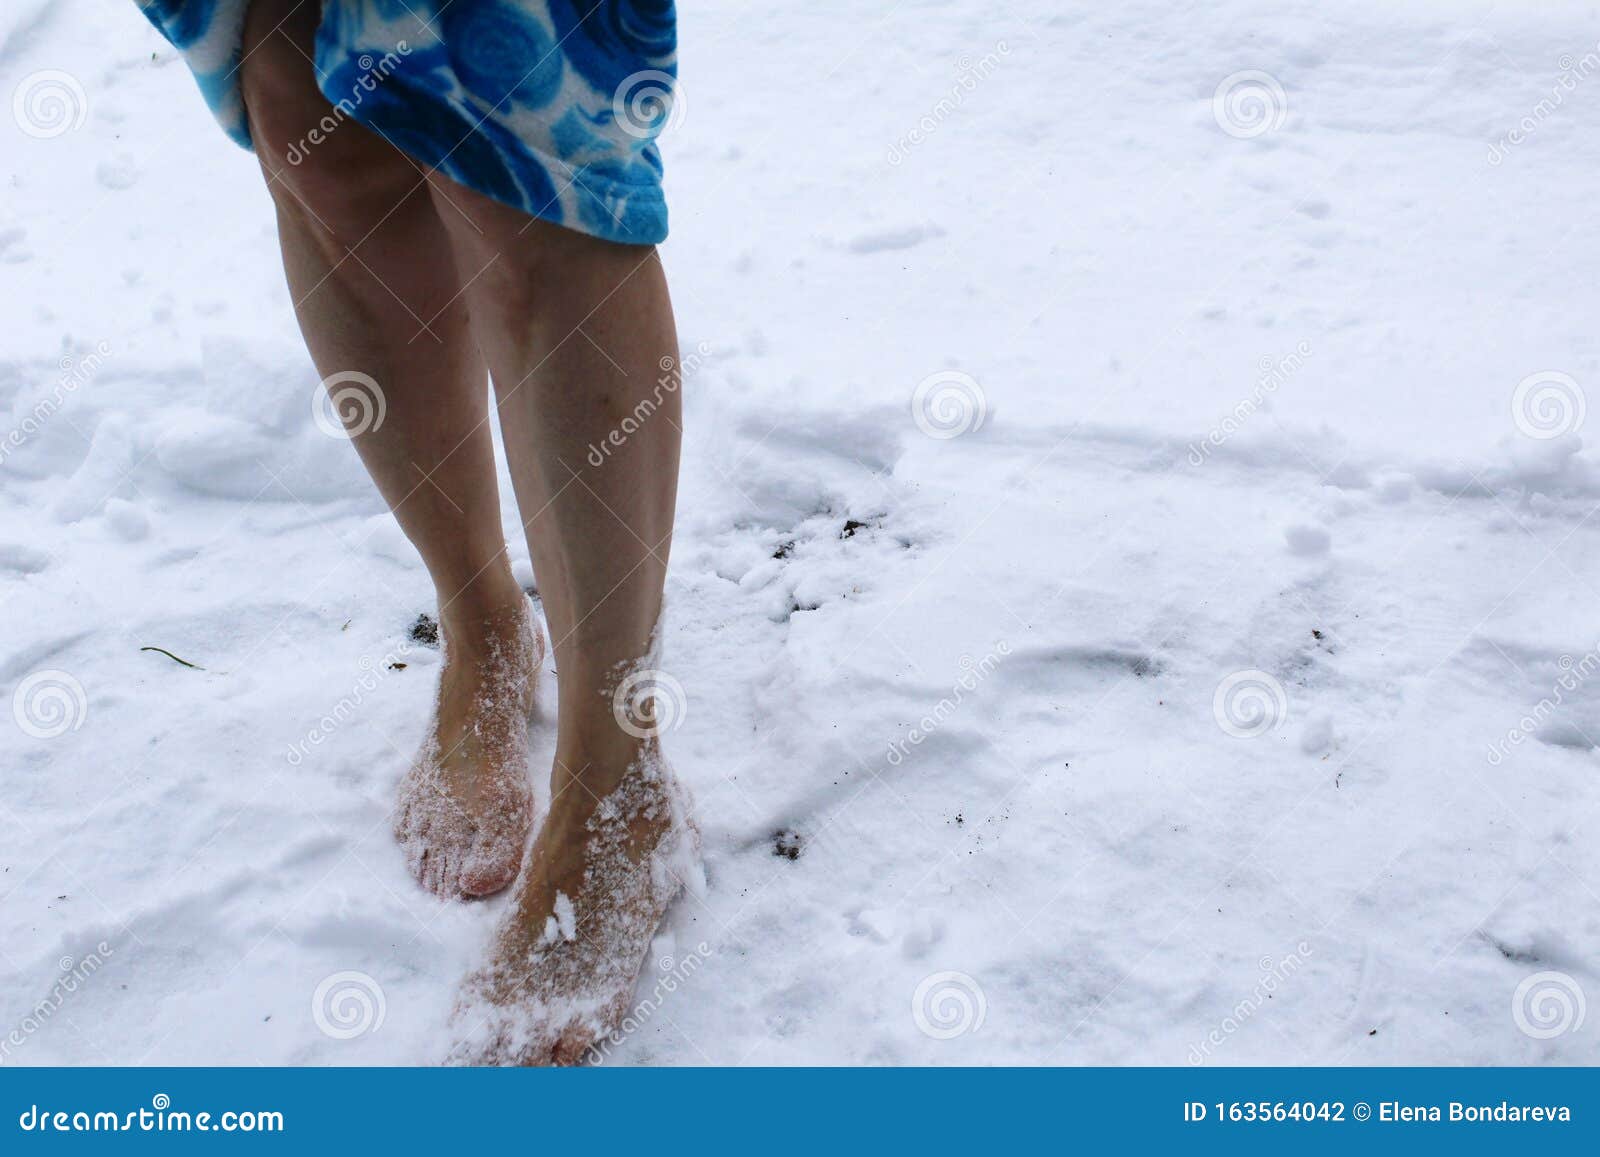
top-left (423, 851), bottom-right (448, 897)
top-left (401, 807), bottom-right (438, 888)
top-left (447, 1015), bottom-right (511, 1067)
top-left (437, 852), bottom-right (462, 898)
top-left (459, 859), bottom-right (518, 898)
top-left (459, 831), bottom-right (523, 897)
top-left (551, 1022), bottom-right (598, 1067)
top-left (400, 839), bottom-right (423, 886)
top-left (451, 1005), bottom-right (559, 1068)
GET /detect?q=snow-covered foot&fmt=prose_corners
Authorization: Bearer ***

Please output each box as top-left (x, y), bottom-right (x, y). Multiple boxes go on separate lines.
top-left (447, 750), bottom-right (698, 1065)
top-left (394, 598), bottom-right (543, 899)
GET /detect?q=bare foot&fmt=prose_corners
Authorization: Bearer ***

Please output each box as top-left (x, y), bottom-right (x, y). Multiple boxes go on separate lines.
top-left (394, 598), bottom-right (543, 898)
top-left (448, 749), bottom-right (699, 1064)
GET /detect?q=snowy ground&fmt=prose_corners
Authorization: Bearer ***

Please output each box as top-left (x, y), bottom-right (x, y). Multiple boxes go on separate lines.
top-left (3, 0), bottom-right (1600, 1065)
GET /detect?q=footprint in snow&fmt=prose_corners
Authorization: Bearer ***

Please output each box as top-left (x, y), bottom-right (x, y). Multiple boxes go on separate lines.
top-left (846, 224), bottom-right (942, 254)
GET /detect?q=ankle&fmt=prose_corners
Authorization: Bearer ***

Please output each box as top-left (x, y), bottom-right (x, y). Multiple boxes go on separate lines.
top-left (549, 738), bottom-right (660, 812)
top-left (437, 577), bottom-right (530, 658)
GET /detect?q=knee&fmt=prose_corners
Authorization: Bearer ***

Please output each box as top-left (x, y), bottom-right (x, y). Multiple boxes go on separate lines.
top-left (449, 195), bottom-right (657, 320)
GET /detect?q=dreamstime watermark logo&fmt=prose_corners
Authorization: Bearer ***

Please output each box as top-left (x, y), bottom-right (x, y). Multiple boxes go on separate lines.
top-left (311, 970), bottom-right (386, 1039)
top-left (586, 340), bottom-right (710, 467)
top-left (13, 70), bottom-right (87, 139)
top-left (886, 642), bottom-right (1011, 767)
top-left (1212, 70), bottom-right (1288, 139)
top-left (1511, 970), bottom-right (1586, 1039)
top-left (12, 669), bottom-right (88, 740)
top-left (1188, 341), bottom-right (1312, 465)
top-left (912, 971), bottom-right (986, 1039)
top-left (1188, 941), bottom-right (1313, 1064)
top-left (312, 371), bottom-right (386, 438)
top-left (1511, 371), bottom-right (1584, 439)
top-left (0, 943), bottom-right (114, 1065)
top-left (286, 44), bottom-right (411, 163)
top-left (1213, 669), bottom-right (1288, 738)
top-left (16, 1094), bottom-right (283, 1133)
top-left (585, 940), bottom-right (713, 1063)
top-left (0, 341), bottom-right (113, 468)
top-left (1486, 642), bottom-right (1600, 765)
top-left (1487, 44), bottom-right (1600, 165)
top-left (912, 370), bottom-right (987, 439)
top-left (613, 70), bottom-right (684, 140)
top-left (612, 668), bottom-right (687, 739)
top-left (886, 41), bottom-right (1011, 165)
top-left (285, 641), bottom-right (412, 765)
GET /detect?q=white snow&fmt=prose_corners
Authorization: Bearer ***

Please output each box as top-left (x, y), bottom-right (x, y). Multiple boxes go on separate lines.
top-left (3, 0), bottom-right (1600, 1065)
top-left (551, 893), bottom-right (576, 945)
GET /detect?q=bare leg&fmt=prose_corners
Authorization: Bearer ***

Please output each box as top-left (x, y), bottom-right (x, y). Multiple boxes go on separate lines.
top-left (239, 0), bottom-right (537, 897)
top-left (425, 182), bottom-right (697, 1064)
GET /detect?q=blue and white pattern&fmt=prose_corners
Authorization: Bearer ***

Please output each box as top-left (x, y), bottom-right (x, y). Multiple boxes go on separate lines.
top-left (136, 0), bottom-right (676, 243)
